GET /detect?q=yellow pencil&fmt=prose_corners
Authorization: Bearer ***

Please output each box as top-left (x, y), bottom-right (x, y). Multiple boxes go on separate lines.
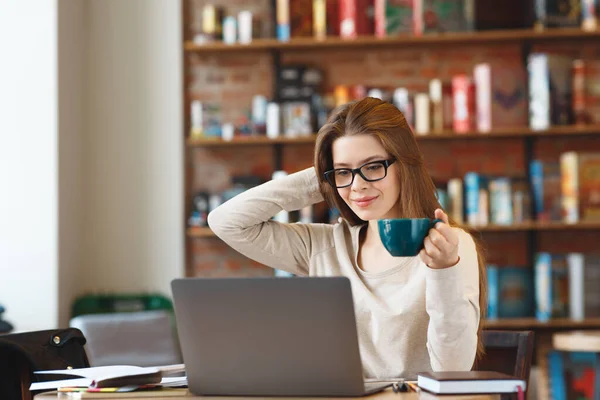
top-left (406, 382), bottom-right (420, 392)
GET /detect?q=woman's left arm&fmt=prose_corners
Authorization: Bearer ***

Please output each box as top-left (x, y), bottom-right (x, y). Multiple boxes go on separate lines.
top-left (420, 210), bottom-right (480, 371)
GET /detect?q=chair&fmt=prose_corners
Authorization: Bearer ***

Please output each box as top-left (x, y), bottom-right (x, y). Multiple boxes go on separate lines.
top-left (474, 330), bottom-right (535, 395)
top-left (70, 310), bottom-right (182, 367)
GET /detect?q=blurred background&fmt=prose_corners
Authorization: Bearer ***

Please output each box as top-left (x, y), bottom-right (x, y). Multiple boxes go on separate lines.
top-left (1, 0), bottom-right (600, 398)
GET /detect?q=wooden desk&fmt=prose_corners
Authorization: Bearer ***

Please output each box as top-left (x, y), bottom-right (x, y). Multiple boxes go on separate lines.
top-left (34, 388), bottom-right (500, 400)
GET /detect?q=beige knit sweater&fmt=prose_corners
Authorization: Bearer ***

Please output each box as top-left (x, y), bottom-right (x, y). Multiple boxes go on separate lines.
top-left (207, 167), bottom-right (480, 380)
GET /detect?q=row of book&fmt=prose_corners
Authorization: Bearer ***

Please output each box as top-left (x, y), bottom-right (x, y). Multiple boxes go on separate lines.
top-left (436, 175), bottom-right (531, 226)
top-left (187, 148), bottom-right (600, 228)
top-left (435, 150), bottom-right (600, 226)
top-left (487, 252), bottom-right (600, 321)
top-left (195, 0), bottom-right (598, 44)
top-left (189, 53), bottom-right (600, 140)
top-left (532, 152), bottom-right (600, 224)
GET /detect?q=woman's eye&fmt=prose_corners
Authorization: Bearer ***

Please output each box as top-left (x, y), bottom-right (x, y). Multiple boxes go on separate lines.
top-left (366, 164), bottom-right (382, 171)
top-left (335, 170), bottom-right (350, 176)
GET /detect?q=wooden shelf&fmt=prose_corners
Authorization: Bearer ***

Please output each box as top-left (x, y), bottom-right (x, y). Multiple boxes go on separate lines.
top-left (484, 318), bottom-right (600, 330)
top-left (186, 126), bottom-right (600, 147)
top-left (184, 28), bottom-right (600, 54)
top-left (187, 135), bottom-right (317, 147)
top-left (474, 221), bottom-right (600, 232)
top-left (187, 227), bottom-right (215, 238)
top-left (417, 125), bottom-right (600, 140)
top-left (188, 222), bottom-right (600, 238)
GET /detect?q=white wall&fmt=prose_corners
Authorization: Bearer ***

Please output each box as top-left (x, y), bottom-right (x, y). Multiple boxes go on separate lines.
top-left (0, 0), bottom-right (59, 331)
top-left (83, 0), bottom-right (184, 296)
top-left (0, 0), bottom-right (184, 330)
top-left (57, 0), bottom-right (88, 327)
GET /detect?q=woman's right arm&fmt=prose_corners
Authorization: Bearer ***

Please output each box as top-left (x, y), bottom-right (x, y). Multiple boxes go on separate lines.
top-left (207, 167), bottom-right (331, 276)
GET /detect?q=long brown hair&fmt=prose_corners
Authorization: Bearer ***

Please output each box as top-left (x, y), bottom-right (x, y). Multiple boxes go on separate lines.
top-left (313, 97), bottom-right (487, 362)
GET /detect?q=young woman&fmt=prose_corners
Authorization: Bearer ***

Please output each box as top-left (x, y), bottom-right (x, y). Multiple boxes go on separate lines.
top-left (208, 97), bottom-right (486, 380)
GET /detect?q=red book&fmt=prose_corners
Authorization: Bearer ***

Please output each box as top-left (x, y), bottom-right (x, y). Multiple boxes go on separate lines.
top-left (327, 0), bottom-right (340, 35)
top-left (290, 0), bottom-right (313, 37)
top-left (572, 59), bottom-right (587, 125)
top-left (452, 75), bottom-right (474, 133)
top-left (339, 0), bottom-right (373, 38)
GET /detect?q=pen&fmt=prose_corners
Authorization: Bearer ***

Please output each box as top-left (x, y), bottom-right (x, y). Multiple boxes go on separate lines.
top-left (406, 382), bottom-right (419, 392)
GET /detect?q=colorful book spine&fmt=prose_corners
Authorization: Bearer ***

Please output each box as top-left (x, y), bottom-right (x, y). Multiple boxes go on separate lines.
top-left (339, 0), bottom-right (358, 38)
top-left (422, 0), bottom-right (473, 33)
top-left (414, 93), bottom-right (430, 135)
top-left (393, 88), bottom-right (414, 128)
top-left (497, 267), bottom-right (534, 318)
top-left (511, 179), bottom-right (531, 223)
top-left (489, 177), bottom-right (513, 225)
top-left (584, 255), bottom-right (600, 317)
top-left (464, 172), bottom-right (482, 226)
top-left (567, 253), bottom-right (585, 321)
top-left (547, 351), bottom-right (567, 400)
top-left (572, 60), bottom-right (587, 125)
top-left (487, 265), bottom-right (499, 319)
top-left (374, 0), bottom-right (386, 37)
top-left (379, 0), bottom-right (416, 36)
top-left (535, 252), bottom-right (553, 322)
top-left (530, 160), bottom-right (562, 221)
top-left (547, 54), bottom-right (575, 125)
top-left (290, 0), bottom-right (313, 37)
top-left (452, 75), bottom-right (474, 133)
top-left (474, 63), bottom-right (492, 132)
top-left (326, 0), bottom-right (340, 35)
top-left (277, 0), bottom-right (291, 41)
top-left (582, 0), bottom-right (598, 31)
top-left (447, 178), bottom-right (463, 224)
top-left (313, 0), bottom-right (327, 39)
top-left (442, 81), bottom-right (454, 130)
top-left (561, 152), bottom-right (600, 223)
top-left (560, 151), bottom-right (579, 223)
top-left (429, 79), bottom-right (443, 133)
top-left (528, 53), bottom-right (550, 131)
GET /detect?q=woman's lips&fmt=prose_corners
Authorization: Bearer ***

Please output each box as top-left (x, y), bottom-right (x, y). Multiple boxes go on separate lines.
top-left (353, 196), bottom-right (378, 208)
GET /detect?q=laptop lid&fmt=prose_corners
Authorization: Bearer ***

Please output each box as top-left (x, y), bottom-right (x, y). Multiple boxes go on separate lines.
top-left (171, 276), bottom-right (367, 396)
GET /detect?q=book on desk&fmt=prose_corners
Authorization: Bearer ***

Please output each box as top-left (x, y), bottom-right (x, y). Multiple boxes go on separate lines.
top-left (417, 371), bottom-right (526, 395)
top-left (30, 364), bottom-right (186, 392)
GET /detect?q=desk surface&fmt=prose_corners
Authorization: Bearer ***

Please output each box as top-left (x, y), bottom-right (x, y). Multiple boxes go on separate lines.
top-left (34, 388), bottom-right (500, 400)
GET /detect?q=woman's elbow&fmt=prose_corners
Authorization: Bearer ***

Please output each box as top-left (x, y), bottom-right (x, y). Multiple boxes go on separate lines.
top-left (207, 206), bottom-right (227, 236)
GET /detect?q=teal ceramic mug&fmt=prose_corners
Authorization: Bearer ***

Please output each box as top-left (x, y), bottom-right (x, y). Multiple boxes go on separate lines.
top-left (378, 218), bottom-right (444, 257)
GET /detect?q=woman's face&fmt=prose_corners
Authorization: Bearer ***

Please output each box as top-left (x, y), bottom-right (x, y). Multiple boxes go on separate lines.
top-left (331, 135), bottom-right (401, 221)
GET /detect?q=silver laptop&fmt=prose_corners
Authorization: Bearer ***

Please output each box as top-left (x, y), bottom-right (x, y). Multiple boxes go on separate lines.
top-left (171, 276), bottom-right (391, 397)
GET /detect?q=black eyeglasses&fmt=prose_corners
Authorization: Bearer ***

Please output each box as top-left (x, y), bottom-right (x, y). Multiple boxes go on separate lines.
top-left (324, 159), bottom-right (396, 188)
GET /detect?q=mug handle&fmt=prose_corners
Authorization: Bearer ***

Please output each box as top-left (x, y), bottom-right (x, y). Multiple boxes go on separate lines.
top-left (429, 218), bottom-right (443, 229)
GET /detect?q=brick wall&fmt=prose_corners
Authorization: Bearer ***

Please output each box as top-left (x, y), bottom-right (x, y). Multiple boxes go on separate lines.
top-left (184, 1), bottom-right (600, 277)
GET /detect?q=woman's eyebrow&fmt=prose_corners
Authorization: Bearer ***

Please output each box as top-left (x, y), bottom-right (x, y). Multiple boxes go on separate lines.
top-left (333, 155), bottom-right (388, 168)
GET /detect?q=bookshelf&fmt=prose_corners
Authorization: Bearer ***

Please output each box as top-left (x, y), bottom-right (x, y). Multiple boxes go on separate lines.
top-left (182, 1), bottom-right (600, 337)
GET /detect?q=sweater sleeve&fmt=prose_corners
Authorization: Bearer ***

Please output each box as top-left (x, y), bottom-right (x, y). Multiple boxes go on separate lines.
top-left (424, 228), bottom-right (481, 371)
top-left (207, 167), bottom-right (330, 276)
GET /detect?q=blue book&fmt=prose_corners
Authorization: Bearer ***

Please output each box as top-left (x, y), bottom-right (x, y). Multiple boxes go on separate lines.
top-left (547, 351), bottom-right (566, 400)
top-left (497, 267), bottom-right (534, 318)
top-left (464, 172), bottom-right (485, 226)
top-left (529, 160), bottom-right (562, 221)
top-left (486, 265), bottom-right (499, 319)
